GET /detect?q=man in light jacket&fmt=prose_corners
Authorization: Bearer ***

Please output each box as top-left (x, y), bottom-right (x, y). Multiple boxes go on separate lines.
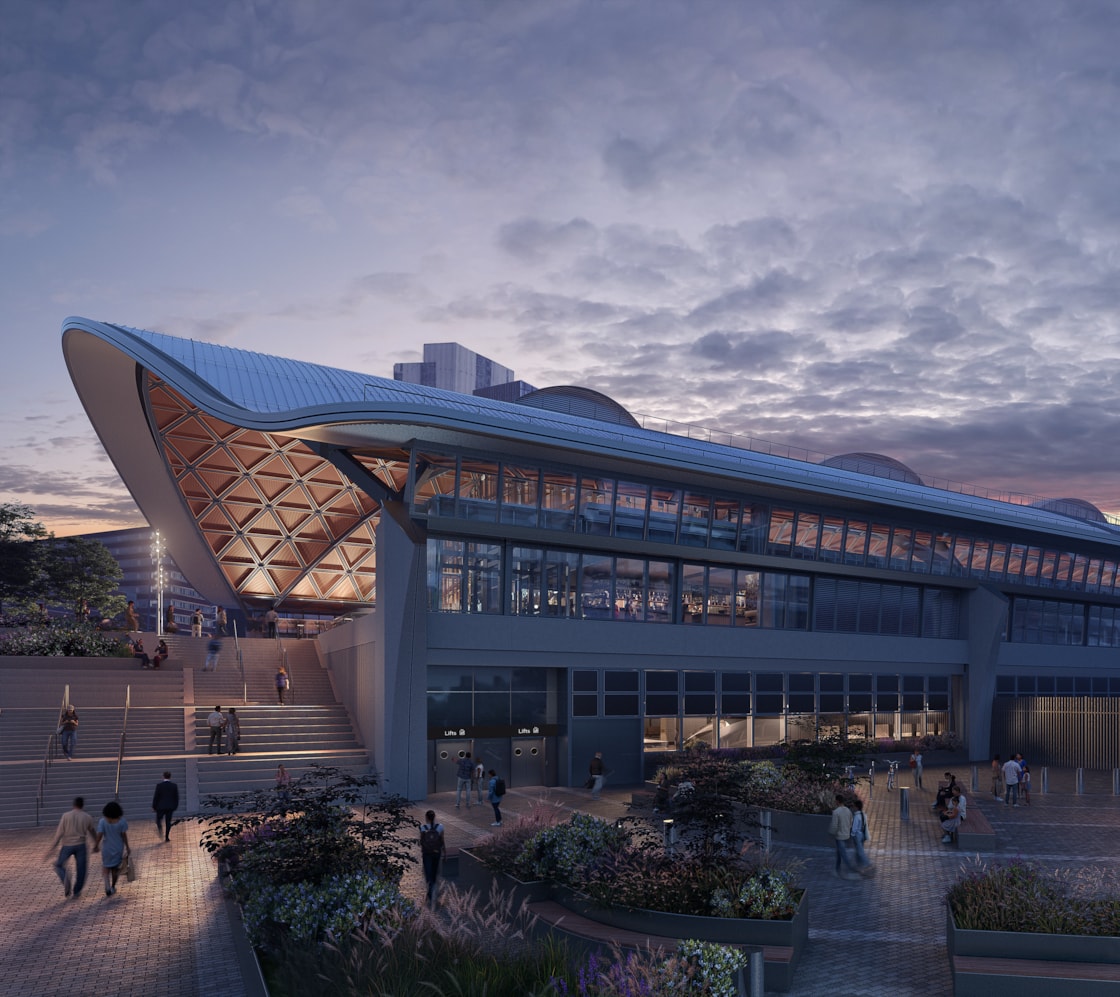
top-left (828, 794), bottom-right (860, 880)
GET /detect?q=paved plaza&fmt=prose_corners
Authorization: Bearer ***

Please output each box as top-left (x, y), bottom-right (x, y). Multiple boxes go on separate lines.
top-left (7, 764), bottom-right (1119, 996)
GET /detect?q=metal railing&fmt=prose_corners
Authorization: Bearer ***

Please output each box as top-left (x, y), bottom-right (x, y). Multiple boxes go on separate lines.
top-left (232, 619), bottom-right (247, 702)
top-left (36, 685), bottom-right (69, 826)
top-left (113, 685), bottom-right (130, 803)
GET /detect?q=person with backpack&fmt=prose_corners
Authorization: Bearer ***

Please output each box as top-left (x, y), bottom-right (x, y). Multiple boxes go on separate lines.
top-left (487, 769), bottom-right (505, 826)
top-left (455, 752), bottom-right (474, 809)
top-left (419, 809), bottom-right (445, 906)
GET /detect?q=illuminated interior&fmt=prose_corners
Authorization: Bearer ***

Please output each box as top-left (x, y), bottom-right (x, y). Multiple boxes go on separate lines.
top-left (146, 375), bottom-right (410, 612)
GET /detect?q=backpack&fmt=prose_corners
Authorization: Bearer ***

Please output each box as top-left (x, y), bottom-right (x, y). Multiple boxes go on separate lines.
top-left (420, 824), bottom-right (443, 854)
top-left (494, 776), bottom-right (506, 797)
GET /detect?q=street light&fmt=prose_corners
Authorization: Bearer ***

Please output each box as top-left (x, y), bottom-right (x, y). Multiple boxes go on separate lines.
top-left (150, 530), bottom-right (165, 636)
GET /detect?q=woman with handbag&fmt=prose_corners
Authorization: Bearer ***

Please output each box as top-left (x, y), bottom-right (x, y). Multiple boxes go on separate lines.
top-left (93, 801), bottom-right (130, 896)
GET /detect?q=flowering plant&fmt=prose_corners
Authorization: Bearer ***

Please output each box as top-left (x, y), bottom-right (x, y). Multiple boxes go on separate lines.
top-left (553, 939), bottom-right (747, 996)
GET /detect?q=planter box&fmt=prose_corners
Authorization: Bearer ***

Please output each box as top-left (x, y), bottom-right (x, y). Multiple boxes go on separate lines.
top-left (947, 906), bottom-right (1120, 996)
top-left (454, 848), bottom-right (551, 908)
top-left (747, 807), bottom-right (831, 847)
top-left (554, 886), bottom-right (808, 992)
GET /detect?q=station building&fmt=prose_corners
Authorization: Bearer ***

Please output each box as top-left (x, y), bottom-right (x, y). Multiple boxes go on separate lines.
top-left (63, 317), bottom-right (1120, 799)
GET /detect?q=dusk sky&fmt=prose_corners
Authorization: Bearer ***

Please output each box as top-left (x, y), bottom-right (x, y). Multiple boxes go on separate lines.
top-left (4, 1), bottom-right (1120, 536)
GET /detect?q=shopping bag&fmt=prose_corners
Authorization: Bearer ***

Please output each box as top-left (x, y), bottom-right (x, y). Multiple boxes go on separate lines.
top-left (123, 854), bottom-right (138, 882)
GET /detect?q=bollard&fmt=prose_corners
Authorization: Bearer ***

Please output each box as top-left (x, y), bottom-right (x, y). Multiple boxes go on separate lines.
top-left (970, 764), bottom-right (979, 794)
top-left (899, 785), bottom-right (910, 821)
top-left (760, 809), bottom-right (772, 853)
top-left (1076, 768), bottom-right (1084, 795)
top-left (663, 819), bottom-right (678, 855)
top-left (1041, 767), bottom-right (1048, 794)
top-left (749, 949), bottom-right (764, 996)
top-left (1114, 769), bottom-right (1120, 796)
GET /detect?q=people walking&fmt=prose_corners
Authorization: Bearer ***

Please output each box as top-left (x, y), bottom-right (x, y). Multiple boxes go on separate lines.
top-left (152, 772), bottom-right (179, 842)
top-left (207, 705), bottom-right (226, 755)
top-left (829, 794), bottom-right (861, 879)
top-left (455, 753), bottom-right (473, 808)
top-left (47, 797), bottom-right (97, 898)
top-left (991, 754), bottom-right (1003, 800)
top-left (588, 751), bottom-right (605, 800)
top-left (265, 607), bottom-right (279, 638)
top-left (275, 666), bottom-right (289, 704)
top-left (191, 608), bottom-right (204, 637)
top-left (226, 708), bottom-right (241, 754)
top-left (58, 705), bottom-right (79, 760)
top-left (1020, 762), bottom-right (1032, 805)
top-left (850, 798), bottom-right (874, 876)
top-left (94, 801), bottom-right (130, 897)
top-left (216, 606), bottom-right (227, 636)
top-left (419, 809), bottom-right (446, 907)
top-left (125, 600), bottom-right (140, 632)
top-left (488, 769), bottom-right (504, 826)
top-left (204, 636), bottom-right (221, 671)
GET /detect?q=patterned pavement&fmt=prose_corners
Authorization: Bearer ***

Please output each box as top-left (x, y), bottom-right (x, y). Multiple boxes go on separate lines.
top-left (9, 763), bottom-right (1120, 996)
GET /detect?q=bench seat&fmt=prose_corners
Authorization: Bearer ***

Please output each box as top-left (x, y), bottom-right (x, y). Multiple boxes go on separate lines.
top-left (952, 953), bottom-right (1120, 996)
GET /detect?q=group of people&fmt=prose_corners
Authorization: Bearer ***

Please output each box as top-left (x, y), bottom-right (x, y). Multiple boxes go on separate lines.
top-left (206, 705), bottom-right (241, 755)
top-left (130, 636), bottom-right (169, 669)
top-left (992, 753), bottom-right (1031, 806)
top-left (931, 772), bottom-right (967, 843)
top-left (450, 753), bottom-right (506, 825)
top-left (48, 772), bottom-right (180, 900)
top-left (828, 794), bottom-right (874, 879)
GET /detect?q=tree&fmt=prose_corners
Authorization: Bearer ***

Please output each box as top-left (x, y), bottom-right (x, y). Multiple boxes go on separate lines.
top-left (39, 535), bottom-right (125, 621)
top-left (0, 503), bottom-right (48, 613)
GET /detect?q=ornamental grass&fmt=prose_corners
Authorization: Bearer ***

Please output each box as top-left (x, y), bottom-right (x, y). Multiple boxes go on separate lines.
top-left (947, 858), bottom-right (1120, 935)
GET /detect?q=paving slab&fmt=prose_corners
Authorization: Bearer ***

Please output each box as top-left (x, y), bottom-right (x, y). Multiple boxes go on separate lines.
top-left (8, 766), bottom-right (1120, 997)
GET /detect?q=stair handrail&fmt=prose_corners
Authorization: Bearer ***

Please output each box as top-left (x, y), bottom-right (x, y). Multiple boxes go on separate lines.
top-left (231, 618), bottom-right (246, 698)
top-left (113, 684), bottom-right (131, 803)
top-left (37, 685), bottom-right (70, 826)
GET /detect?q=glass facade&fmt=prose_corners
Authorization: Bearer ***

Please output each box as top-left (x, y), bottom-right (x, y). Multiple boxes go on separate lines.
top-left (428, 535), bottom-right (964, 639)
top-left (607, 668), bottom-right (952, 749)
top-left (411, 451), bottom-right (1120, 596)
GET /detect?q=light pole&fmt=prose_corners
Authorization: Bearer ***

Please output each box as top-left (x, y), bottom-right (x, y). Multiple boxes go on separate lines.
top-left (150, 530), bottom-right (165, 637)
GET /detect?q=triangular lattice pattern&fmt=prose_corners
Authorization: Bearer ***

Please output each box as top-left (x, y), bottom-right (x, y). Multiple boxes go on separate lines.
top-left (147, 376), bottom-right (397, 611)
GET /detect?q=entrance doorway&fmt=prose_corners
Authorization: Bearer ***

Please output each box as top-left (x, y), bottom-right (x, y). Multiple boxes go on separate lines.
top-left (430, 740), bottom-right (472, 794)
top-left (511, 736), bottom-right (550, 787)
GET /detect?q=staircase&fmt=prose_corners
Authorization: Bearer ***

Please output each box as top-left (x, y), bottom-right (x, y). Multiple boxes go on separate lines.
top-left (0, 635), bottom-right (368, 828)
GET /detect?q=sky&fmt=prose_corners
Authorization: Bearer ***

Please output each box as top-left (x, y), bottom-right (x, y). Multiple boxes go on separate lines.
top-left (3, 0), bottom-right (1120, 536)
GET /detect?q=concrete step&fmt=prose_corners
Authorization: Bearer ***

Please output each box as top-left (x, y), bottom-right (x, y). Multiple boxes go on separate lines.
top-left (195, 751), bottom-right (370, 808)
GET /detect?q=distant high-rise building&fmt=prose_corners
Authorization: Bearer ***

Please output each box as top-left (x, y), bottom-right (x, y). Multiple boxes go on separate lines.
top-left (81, 527), bottom-right (222, 634)
top-left (394, 342), bottom-right (530, 397)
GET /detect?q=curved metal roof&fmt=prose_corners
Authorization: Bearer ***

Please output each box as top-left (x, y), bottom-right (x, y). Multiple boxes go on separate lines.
top-left (62, 316), bottom-right (1120, 611)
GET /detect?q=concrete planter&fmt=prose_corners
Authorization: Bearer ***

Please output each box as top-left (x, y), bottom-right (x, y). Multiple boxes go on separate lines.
top-left (947, 905), bottom-right (1120, 962)
top-left (554, 886), bottom-right (808, 992)
top-left (455, 848), bottom-right (551, 908)
top-left (747, 807), bottom-right (831, 846)
top-left (947, 906), bottom-right (1120, 996)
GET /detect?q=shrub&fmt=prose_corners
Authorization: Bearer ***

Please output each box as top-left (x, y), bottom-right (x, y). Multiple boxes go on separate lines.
top-left (552, 940), bottom-right (747, 997)
top-left (517, 812), bottom-right (629, 886)
top-left (0, 620), bottom-right (132, 657)
top-left (266, 882), bottom-right (571, 996)
top-left (200, 765), bottom-right (415, 891)
top-left (242, 871), bottom-right (411, 949)
top-left (947, 858), bottom-right (1120, 935)
top-left (468, 801), bottom-right (568, 876)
